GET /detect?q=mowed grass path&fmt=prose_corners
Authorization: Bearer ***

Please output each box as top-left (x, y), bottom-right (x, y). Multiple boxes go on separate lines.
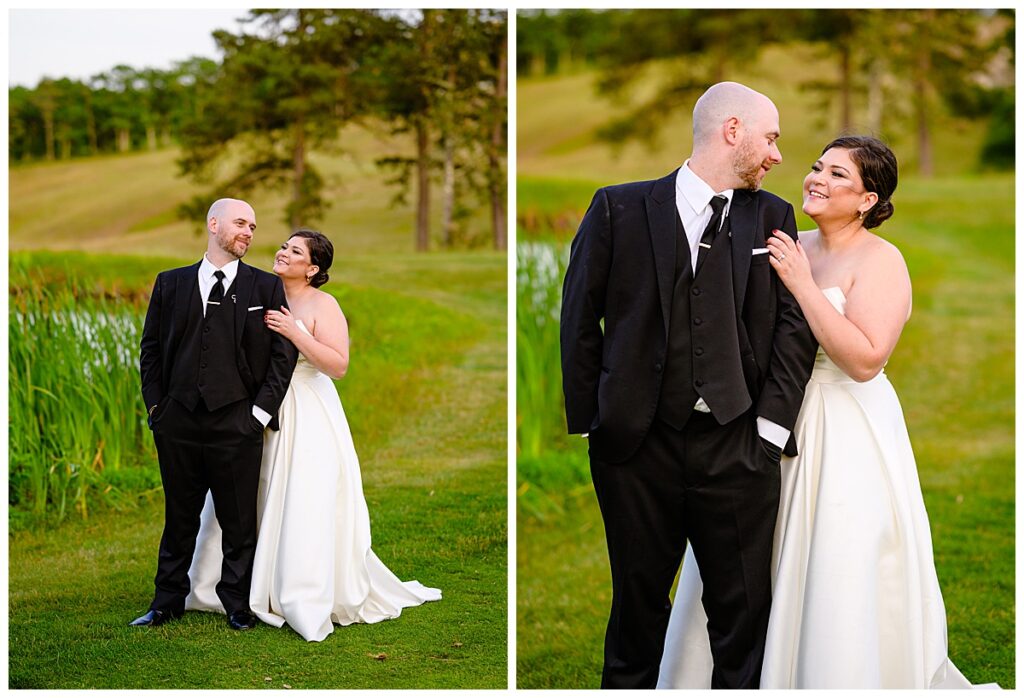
top-left (9, 252), bottom-right (507, 689)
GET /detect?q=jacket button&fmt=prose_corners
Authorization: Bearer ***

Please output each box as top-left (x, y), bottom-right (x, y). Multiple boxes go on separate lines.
top-left (204, 326), bottom-right (210, 333)
top-left (693, 317), bottom-right (703, 326)
top-left (695, 379), bottom-right (704, 387)
top-left (695, 347), bottom-right (704, 356)
top-left (692, 287), bottom-right (701, 296)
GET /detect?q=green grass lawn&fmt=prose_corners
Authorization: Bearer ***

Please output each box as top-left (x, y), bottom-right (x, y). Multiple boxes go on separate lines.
top-left (8, 154), bottom-right (507, 689)
top-left (516, 59), bottom-right (1014, 688)
top-left (9, 250), bottom-right (506, 689)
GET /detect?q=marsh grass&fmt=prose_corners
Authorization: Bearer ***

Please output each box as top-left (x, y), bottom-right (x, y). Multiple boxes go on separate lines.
top-left (9, 261), bottom-right (157, 528)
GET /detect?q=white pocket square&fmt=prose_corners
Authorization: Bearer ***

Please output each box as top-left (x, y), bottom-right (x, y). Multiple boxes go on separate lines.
top-left (752, 248), bottom-right (770, 256)
top-left (247, 305), bottom-right (264, 311)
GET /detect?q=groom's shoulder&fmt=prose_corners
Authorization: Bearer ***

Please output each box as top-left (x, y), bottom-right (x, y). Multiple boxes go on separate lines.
top-left (243, 262), bottom-right (280, 286)
top-left (597, 173), bottom-right (672, 204)
top-left (750, 187), bottom-right (793, 213)
top-left (156, 262), bottom-right (200, 280)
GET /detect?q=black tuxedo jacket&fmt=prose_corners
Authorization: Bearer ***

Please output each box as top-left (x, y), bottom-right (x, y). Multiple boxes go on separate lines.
top-left (560, 170), bottom-right (818, 463)
top-left (140, 260), bottom-right (299, 431)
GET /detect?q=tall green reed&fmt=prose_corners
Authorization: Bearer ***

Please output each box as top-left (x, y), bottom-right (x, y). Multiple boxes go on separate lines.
top-left (9, 275), bottom-right (158, 528)
top-left (516, 241), bottom-right (569, 459)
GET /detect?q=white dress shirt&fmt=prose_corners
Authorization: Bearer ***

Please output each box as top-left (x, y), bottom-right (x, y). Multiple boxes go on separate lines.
top-left (198, 255), bottom-right (271, 427)
top-left (675, 163), bottom-right (790, 450)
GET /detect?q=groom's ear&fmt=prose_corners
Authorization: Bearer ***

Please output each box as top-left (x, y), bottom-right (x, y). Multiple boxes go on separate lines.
top-left (723, 117), bottom-right (741, 146)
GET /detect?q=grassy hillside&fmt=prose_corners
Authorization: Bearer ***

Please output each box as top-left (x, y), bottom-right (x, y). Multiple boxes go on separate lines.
top-left (518, 44), bottom-right (989, 194)
top-left (9, 122), bottom-right (493, 257)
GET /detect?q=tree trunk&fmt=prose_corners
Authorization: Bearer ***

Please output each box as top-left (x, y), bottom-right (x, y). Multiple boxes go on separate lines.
top-left (117, 128), bottom-right (131, 153)
top-left (416, 119), bottom-right (431, 252)
top-left (490, 34), bottom-right (508, 251)
top-left (441, 64), bottom-right (457, 248)
top-left (867, 57), bottom-right (884, 134)
top-left (915, 36), bottom-right (933, 177)
top-left (146, 125), bottom-right (158, 151)
top-left (442, 134), bottom-right (455, 247)
top-left (292, 119), bottom-right (306, 231)
top-left (42, 110), bottom-right (55, 161)
top-left (85, 99), bottom-right (98, 156)
top-left (839, 44), bottom-right (852, 132)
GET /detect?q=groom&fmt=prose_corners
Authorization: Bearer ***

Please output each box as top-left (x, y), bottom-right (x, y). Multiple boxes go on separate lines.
top-left (132, 198), bottom-right (298, 630)
top-left (561, 82), bottom-right (817, 688)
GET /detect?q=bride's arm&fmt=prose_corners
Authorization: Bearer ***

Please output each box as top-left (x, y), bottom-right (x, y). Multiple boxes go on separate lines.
top-left (768, 231), bottom-right (911, 382)
top-left (267, 295), bottom-right (350, 379)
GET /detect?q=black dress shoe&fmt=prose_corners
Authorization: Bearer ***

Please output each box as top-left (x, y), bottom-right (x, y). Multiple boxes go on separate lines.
top-left (129, 609), bottom-right (180, 627)
top-left (227, 610), bottom-right (257, 630)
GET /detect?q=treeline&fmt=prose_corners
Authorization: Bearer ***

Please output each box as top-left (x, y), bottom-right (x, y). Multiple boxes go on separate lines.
top-left (518, 9), bottom-right (1014, 173)
top-left (10, 9), bottom-right (507, 250)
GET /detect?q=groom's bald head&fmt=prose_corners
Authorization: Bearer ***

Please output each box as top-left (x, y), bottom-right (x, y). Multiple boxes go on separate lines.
top-left (692, 82), bottom-right (777, 149)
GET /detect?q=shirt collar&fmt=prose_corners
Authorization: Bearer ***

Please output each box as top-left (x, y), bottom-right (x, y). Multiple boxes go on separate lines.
top-left (200, 254), bottom-right (240, 283)
top-left (677, 160), bottom-right (734, 215)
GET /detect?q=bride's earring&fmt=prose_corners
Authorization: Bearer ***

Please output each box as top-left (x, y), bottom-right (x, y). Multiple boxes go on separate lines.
top-left (857, 210), bottom-right (865, 221)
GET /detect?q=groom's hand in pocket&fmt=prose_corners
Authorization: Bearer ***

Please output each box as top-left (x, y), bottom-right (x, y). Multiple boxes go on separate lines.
top-left (759, 436), bottom-right (783, 464)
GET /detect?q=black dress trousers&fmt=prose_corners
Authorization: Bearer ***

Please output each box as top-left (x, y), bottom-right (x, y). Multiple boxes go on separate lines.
top-left (590, 411), bottom-right (780, 689)
top-left (149, 396), bottom-right (264, 616)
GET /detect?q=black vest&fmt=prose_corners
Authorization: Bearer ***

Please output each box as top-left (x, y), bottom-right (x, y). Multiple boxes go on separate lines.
top-left (167, 282), bottom-right (249, 412)
top-left (656, 213), bottom-right (751, 429)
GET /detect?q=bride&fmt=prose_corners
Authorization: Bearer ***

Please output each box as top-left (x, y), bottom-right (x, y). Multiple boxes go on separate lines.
top-left (185, 228), bottom-right (441, 642)
top-left (658, 136), bottom-right (985, 688)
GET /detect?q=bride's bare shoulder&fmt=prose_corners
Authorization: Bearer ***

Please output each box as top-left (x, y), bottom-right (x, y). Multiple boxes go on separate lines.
top-left (863, 233), bottom-right (909, 277)
top-left (311, 289), bottom-right (347, 327)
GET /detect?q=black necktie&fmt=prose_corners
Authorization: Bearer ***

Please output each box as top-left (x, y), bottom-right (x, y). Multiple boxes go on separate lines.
top-left (209, 270), bottom-right (226, 305)
top-left (695, 195), bottom-right (727, 272)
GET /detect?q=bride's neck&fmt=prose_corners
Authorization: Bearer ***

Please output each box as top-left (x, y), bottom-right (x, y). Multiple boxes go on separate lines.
top-left (813, 216), bottom-right (865, 252)
top-left (281, 277), bottom-right (315, 304)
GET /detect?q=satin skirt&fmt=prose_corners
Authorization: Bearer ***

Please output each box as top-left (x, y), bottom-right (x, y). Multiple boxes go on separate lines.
top-left (186, 358), bottom-right (440, 642)
top-left (658, 362), bottom-right (976, 688)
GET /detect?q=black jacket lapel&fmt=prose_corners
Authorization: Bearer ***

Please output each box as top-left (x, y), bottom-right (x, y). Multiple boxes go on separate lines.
top-left (729, 189), bottom-right (757, 311)
top-left (174, 261), bottom-right (202, 329)
top-left (645, 170), bottom-right (679, 339)
top-left (233, 262), bottom-right (254, 347)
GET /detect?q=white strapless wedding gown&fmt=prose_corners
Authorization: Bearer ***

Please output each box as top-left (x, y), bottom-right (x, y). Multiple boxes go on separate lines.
top-left (658, 287), bottom-right (991, 689)
top-left (185, 321), bottom-right (441, 642)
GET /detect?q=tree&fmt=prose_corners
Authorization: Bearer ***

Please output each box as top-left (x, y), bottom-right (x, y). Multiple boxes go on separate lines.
top-left (375, 9), bottom-right (508, 250)
top-left (591, 9), bottom-right (791, 148)
top-left (176, 9), bottom-right (394, 232)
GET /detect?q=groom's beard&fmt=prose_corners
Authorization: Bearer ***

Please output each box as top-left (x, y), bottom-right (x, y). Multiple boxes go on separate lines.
top-left (218, 234), bottom-right (251, 260)
top-left (732, 138), bottom-right (766, 191)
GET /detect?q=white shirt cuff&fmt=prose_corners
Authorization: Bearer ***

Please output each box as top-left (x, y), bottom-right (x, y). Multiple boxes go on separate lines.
top-left (252, 405), bottom-right (272, 427)
top-left (756, 417), bottom-right (790, 450)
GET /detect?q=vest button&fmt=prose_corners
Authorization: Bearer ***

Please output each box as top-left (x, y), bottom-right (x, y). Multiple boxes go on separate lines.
top-left (201, 362), bottom-right (207, 369)
top-left (693, 317), bottom-right (703, 325)
top-left (695, 347), bottom-right (704, 356)
top-left (692, 287), bottom-right (701, 296)
top-left (695, 379), bottom-right (704, 387)
top-left (655, 362), bottom-right (663, 372)
top-left (202, 345), bottom-right (209, 351)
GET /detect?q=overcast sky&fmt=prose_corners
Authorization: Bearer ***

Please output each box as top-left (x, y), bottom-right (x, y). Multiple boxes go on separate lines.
top-left (9, 9), bottom-right (249, 88)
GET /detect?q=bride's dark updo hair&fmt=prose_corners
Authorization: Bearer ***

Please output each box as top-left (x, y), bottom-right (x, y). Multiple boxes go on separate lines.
top-left (821, 135), bottom-right (898, 229)
top-left (290, 228), bottom-right (334, 288)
